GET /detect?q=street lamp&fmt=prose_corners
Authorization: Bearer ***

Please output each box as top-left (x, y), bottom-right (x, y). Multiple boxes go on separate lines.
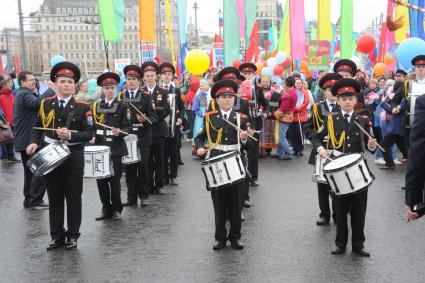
top-left (193, 1), bottom-right (199, 48)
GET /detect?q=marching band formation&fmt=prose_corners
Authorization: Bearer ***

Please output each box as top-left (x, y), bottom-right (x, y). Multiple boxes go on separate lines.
top-left (21, 55), bottom-right (425, 255)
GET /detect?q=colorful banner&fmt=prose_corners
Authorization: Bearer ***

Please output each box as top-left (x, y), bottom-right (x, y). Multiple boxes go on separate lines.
top-left (236, 0), bottom-right (245, 42)
top-left (114, 58), bottom-right (131, 74)
top-left (165, 0), bottom-right (175, 64)
top-left (395, 0), bottom-right (410, 43)
top-left (224, 0), bottom-right (240, 66)
top-left (245, 21), bottom-right (259, 62)
top-left (408, 0), bottom-right (419, 37)
top-left (140, 43), bottom-right (157, 63)
top-left (289, 0), bottom-right (305, 60)
top-left (139, 0), bottom-right (155, 42)
top-left (179, 42), bottom-right (188, 77)
top-left (278, 1), bottom-right (291, 56)
top-left (308, 40), bottom-right (330, 70)
top-left (318, 0), bottom-right (332, 41)
top-left (176, 0), bottom-right (187, 43)
top-left (340, 0), bottom-right (353, 58)
top-left (212, 42), bottom-right (224, 68)
top-left (245, 0), bottom-right (257, 45)
top-left (97, 0), bottom-right (125, 42)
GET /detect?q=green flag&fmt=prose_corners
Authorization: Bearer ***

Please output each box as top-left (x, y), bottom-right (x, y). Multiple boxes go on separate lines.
top-left (97, 0), bottom-right (125, 42)
top-left (224, 0), bottom-right (240, 66)
top-left (340, 0), bottom-right (353, 58)
top-left (245, 0), bottom-right (257, 45)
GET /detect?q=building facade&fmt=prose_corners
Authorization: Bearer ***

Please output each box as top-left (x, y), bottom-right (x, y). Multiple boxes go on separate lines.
top-left (256, 0), bottom-right (283, 48)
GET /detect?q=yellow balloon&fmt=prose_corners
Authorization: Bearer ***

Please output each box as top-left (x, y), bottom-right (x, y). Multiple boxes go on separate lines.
top-left (184, 49), bottom-right (210, 75)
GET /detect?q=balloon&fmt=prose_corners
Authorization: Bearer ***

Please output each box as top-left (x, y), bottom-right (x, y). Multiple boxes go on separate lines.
top-left (267, 57), bottom-right (277, 69)
top-left (306, 70), bottom-right (313, 78)
top-left (261, 67), bottom-right (273, 77)
top-left (282, 56), bottom-right (292, 67)
top-left (255, 62), bottom-right (264, 74)
top-left (384, 54), bottom-right (393, 65)
top-left (184, 49), bottom-right (210, 75)
top-left (357, 35), bottom-right (376, 54)
top-left (154, 56), bottom-right (161, 64)
top-left (350, 56), bottom-right (362, 69)
top-left (50, 55), bottom-right (66, 67)
top-left (396, 37), bottom-right (425, 70)
top-left (300, 60), bottom-right (309, 72)
top-left (374, 63), bottom-right (386, 77)
top-left (273, 65), bottom-right (284, 76)
top-left (232, 59), bottom-right (241, 69)
top-left (275, 52), bottom-right (287, 64)
top-left (87, 79), bottom-right (99, 97)
top-left (272, 76), bottom-right (283, 85)
top-left (269, 50), bottom-right (277, 57)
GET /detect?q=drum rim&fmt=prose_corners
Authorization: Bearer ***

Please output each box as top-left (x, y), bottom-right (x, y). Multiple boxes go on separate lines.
top-left (323, 153), bottom-right (363, 173)
top-left (206, 177), bottom-right (245, 191)
top-left (202, 150), bottom-right (239, 165)
top-left (84, 145), bottom-right (111, 152)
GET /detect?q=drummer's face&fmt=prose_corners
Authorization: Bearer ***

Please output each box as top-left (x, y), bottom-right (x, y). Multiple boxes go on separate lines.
top-left (216, 94), bottom-right (235, 112)
top-left (55, 77), bottom-right (75, 98)
top-left (337, 95), bottom-right (357, 112)
top-left (103, 85), bottom-right (117, 100)
top-left (415, 64), bottom-right (425, 79)
top-left (126, 76), bottom-right (140, 91)
top-left (325, 89), bottom-right (336, 102)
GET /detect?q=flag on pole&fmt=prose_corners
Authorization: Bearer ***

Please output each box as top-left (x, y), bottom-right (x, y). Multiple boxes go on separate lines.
top-left (139, 0), bottom-right (155, 42)
top-left (278, 1), bottom-right (291, 56)
top-left (289, 0), bottom-right (305, 60)
top-left (165, 0), bottom-right (175, 64)
top-left (244, 0), bottom-right (257, 46)
top-left (97, 0), bottom-right (125, 42)
top-left (245, 22), bottom-right (259, 62)
top-left (176, 0), bottom-right (187, 44)
top-left (340, 0), bottom-right (354, 58)
top-left (318, 0), bottom-right (332, 41)
top-left (219, 17), bottom-right (224, 28)
top-left (236, 0), bottom-right (245, 42)
top-left (224, 0), bottom-right (241, 66)
top-left (395, 0), bottom-right (410, 43)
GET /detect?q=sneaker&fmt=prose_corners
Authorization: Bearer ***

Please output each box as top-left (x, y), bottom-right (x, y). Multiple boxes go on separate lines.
top-left (374, 158), bottom-right (385, 165)
top-left (393, 159), bottom-right (402, 165)
top-left (8, 156), bottom-right (21, 163)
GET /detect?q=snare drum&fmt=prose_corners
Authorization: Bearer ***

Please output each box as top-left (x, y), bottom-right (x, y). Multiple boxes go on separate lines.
top-left (84, 146), bottom-right (111, 178)
top-left (122, 134), bottom-right (140, 164)
top-left (323, 153), bottom-right (374, 196)
top-left (27, 142), bottom-right (71, 177)
top-left (201, 151), bottom-right (246, 190)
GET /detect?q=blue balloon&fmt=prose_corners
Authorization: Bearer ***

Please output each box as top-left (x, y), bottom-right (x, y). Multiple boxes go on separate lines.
top-left (272, 76), bottom-right (283, 86)
top-left (50, 55), bottom-right (66, 67)
top-left (261, 67), bottom-right (273, 77)
top-left (396, 37), bottom-right (425, 70)
top-left (275, 52), bottom-right (287, 64)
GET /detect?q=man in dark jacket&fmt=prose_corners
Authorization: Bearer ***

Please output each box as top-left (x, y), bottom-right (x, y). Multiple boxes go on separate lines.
top-left (13, 71), bottom-right (55, 208)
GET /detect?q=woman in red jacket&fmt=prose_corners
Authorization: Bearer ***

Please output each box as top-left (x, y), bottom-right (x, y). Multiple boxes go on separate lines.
top-left (0, 77), bottom-right (19, 163)
top-left (182, 76), bottom-right (200, 140)
top-left (288, 78), bottom-right (310, 156)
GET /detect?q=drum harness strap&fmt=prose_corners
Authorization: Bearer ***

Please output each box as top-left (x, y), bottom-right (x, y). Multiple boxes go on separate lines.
top-left (312, 103), bottom-right (323, 132)
top-left (326, 115), bottom-right (346, 151)
top-left (44, 108), bottom-right (81, 146)
top-left (40, 99), bottom-right (55, 129)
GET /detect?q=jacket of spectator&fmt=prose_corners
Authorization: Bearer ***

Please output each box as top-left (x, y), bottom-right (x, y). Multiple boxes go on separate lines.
top-left (0, 88), bottom-right (14, 125)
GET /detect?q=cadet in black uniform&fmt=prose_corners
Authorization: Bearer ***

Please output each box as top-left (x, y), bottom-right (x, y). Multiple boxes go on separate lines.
top-left (304, 73), bottom-right (342, 226)
top-left (311, 78), bottom-right (377, 257)
top-left (26, 62), bottom-right (94, 250)
top-left (159, 62), bottom-right (185, 186)
top-left (195, 80), bottom-right (250, 250)
top-left (140, 61), bottom-right (171, 195)
top-left (120, 65), bottom-right (158, 207)
top-left (91, 72), bottom-right (129, 221)
top-left (333, 59), bottom-right (365, 108)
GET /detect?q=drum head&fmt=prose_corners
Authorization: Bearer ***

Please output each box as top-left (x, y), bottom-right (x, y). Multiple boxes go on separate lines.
top-left (202, 151), bottom-right (238, 164)
top-left (85, 145), bottom-right (110, 152)
top-left (323, 153), bottom-right (362, 171)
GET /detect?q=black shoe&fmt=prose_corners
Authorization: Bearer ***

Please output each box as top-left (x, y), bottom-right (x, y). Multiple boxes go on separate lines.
top-left (331, 246), bottom-right (346, 255)
top-left (112, 211), bottom-right (121, 220)
top-left (46, 238), bottom-right (65, 251)
top-left (230, 239), bottom-right (244, 250)
top-left (297, 151), bottom-right (304, 156)
top-left (213, 240), bottom-right (226, 250)
top-left (95, 212), bottom-right (112, 221)
top-left (316, 217), bottom-right (330, 226)
top-left (163, 178), bottom-right (170, 185)
top-left (243, 200), bottom-right (251, 208)
top-left (352, 248), bottom-right (370, 257)
top-left (23, 198), bottom-right (31, 208)
top-left (379, 165), bottom-right (395, 170)
top-left (170, 178), bottom-right (178, 186)
top-left (65, 238), bottom-right (77, 250)
top-left (270, 154), bottom-right (279, 158)
top-left (250, 180), bottom-right (259, 187)
top-left (178, 160), bottom-right (184, 165)
top-left (156, 187), bottom-right (166, 195)
top-left (122, 201), bottom-right (137, 207)
top-left (140, 198), bottom-right (148, 207)
top-left (31, 200), bottom-right (49, 208)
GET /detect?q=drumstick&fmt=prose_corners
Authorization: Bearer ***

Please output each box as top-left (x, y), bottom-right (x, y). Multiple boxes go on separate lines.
top-left (96, 122), bottom-right (129, 135)
top-left (128, 102), bottom-right (153, 125)
top-left (353, 121), bottom-right (386, 152)
top-left (326, 157), bottom-right (335, 162)
top-left (222, 118), bottom-right (258, 141)
top-left (33, 127), bottom-right (78, 133)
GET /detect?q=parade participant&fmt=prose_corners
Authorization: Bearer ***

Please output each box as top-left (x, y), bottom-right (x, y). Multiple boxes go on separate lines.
top-left (334, 59), bottom-right (365, 108)
top-left (159, 62), bottom-right (184, 186)
top-left (192, 79), bottom-right (209, 138)
top-left (313, 78), bottom-right (377, 257)
top-left (26, 62), bottom-right (94, 250)
top-left (141, 61), bottom-right (171, 195)
top-left (304, 73), bottom-right (342, 225)
top-left (195, 79), bottom-right (250, 250)
top-left (91, 72), bottom-right (129, 221)
top-left (120, 65), bottom-right (158, 207)
top-left (289, 78), bottom-right (310, 156)
top-left (394, 69), bottom-right (407, 82)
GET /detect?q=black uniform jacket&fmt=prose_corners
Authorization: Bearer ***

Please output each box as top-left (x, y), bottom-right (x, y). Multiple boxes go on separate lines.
top-left (93, 98), bottom-right (129, 157)
top-left (31, 96), bottom-right (94, 169)
top-left (149, 85), bottom-right (171, 139)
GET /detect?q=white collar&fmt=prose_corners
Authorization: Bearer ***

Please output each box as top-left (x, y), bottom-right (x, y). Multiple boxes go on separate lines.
top-left (220, 109), bottom-right (232, 118)
top-left (341, 110), bottom-right (354, 118)
top-left (146, 85), bottom-right (156, 93)
top-left (128, 88), bottom-right (139, 95)
top-left (326, 99), bottom-right (336, 106)
top-left (416, 77), bottom-right (425, 83)
top-left (104, 97), bottom-right (115, 105)
top-left (57, 95), bottom-right (72, 107)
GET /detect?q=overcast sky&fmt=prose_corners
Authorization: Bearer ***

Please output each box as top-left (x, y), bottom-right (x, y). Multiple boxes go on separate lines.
top-left (0, 0), bottom-right (388, 34)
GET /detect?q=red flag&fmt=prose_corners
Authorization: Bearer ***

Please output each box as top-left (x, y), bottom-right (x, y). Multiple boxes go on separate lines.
top-left (0, 57), bottom-right (4, 76)
top-left (209, 48), bottom-right (213, 67)
top-left (378, 24), bottom-right (386, 63)
top-left (245, 22), bottom-right (259, 62)
top-left (214, 34), bottom-right (223, 43)
top-left (14, 55), bottom-right (21, 74)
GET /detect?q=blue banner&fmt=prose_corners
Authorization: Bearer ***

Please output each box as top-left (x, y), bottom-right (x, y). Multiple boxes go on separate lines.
top-left (176, 0), bottom-right (187, 43)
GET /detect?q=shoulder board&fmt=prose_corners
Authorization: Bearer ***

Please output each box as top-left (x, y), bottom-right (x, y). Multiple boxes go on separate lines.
top-left (206, 110), bottom-right (218, 116)
top-left (329, 112), bottom-right (338, 116)
top-left (75, 99), bottom-right (90, 105)
top-left (44, 95), bottom-right (57, 100)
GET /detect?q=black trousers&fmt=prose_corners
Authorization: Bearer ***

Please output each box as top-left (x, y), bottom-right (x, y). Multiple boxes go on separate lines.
top-left (211, 183), bottom-right (242, 241)
top-left (20, 151), bottom-right (46, 205)
top-left (381, 133), bottom-right (408, 167)
top-left (317, 182), bottom-right (335, 221)
top-left (248, 133), bottom-right (260, 181)
top-left (149, 137), bottom-right (165, 191)
top-left (185, 110), bottom-right (195, 139)
top-left (334, 189), bottom-right (368, 250)
top-left (288, 122), bottom-right (304, 153)
top-left (96, 156), bottom-right (123, 214)
top-left (164, 134), bottom-right (179, 179)
top-left (45, 165), bottom-right (83, 240)
top-left (125, 145), bottom-right (151, 202)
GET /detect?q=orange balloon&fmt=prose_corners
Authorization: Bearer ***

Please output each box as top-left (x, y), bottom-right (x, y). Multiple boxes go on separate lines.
top-left (306, 70), bottom-right (312, 78)
top-left (300, 60), bottom-right (309, 71)
top-left (374, 63), bottom-right (386, 77)
top-left (269, 49), bottom-right (277, 58)
top-left (256, 62), bottom-right (264, 75)
top-left (384, 54), bottom-right (393, 65)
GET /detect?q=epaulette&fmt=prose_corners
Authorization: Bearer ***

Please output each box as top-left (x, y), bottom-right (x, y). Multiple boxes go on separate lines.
top-left (44, 95), bottom-right (57, 100)
top-left (206, 110), bottom-right (218, 116)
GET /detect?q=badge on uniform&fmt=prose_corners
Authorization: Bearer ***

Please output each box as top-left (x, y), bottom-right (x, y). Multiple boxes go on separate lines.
top-left (157, 94), bottom-right (162, 101)
top-left (87, 116), bottom-right (94, 126)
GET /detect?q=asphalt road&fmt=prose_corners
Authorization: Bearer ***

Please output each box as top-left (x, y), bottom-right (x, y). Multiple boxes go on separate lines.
top-left (0, 143), bottom-right (424, 282)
